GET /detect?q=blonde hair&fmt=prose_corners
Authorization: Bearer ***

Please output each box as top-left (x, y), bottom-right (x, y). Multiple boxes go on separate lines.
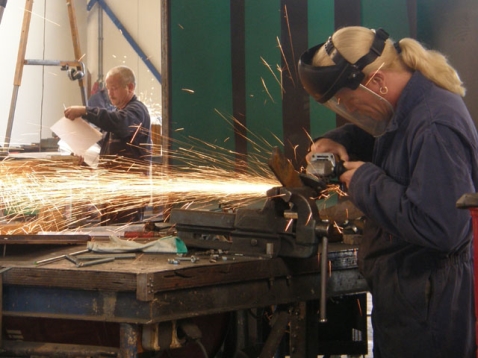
top-left (106, 65), bottom-right (136, 88)
top-left (313, 26), bottom-right (465, 96)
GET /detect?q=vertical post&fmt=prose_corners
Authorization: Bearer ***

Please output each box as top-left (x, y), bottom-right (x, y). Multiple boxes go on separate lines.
top-left (3, 0), bottom-right (33, 149)
top-left (66, 0), bottom-right (87, 105)
top-left (161, 0), bottom-right (170, 166)
top-left (119, 323), bottom-right (140, 358)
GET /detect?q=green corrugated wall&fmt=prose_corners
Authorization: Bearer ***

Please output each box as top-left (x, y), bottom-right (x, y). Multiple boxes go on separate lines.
top-left (169, 1), bottom-right (412, 165)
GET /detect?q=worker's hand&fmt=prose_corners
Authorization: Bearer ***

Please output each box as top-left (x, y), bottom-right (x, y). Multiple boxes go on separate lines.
top-left (339, 161), bottom-right (365, 188)
top-left (306, 138), bottom-right (349, 163)
top-left (64, 106), bottom-right (86, 120)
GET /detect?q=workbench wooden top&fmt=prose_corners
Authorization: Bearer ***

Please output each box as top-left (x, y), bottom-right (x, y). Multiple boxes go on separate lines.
top-left (0, 242), bottom-right (367, 324)
top-left (1, 242), bottom-right (360, 288)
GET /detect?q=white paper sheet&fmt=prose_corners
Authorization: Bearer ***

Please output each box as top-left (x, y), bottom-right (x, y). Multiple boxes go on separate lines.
top-left (51, 117), bottom-right (102, 166)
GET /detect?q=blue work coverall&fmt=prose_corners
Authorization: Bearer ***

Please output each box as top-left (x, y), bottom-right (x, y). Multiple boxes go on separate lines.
top-left (83, 94), bottom-right (152, 162)
top-left (322, 71), bottom-right (478, 357)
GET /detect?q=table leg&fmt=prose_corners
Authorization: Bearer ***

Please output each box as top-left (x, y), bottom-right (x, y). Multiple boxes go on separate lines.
top-left (119, 323), bottom-right (140, 358)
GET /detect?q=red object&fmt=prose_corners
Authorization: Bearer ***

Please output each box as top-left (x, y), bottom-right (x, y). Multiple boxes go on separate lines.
top-left (123, 231), bottom-right (161, 239)
top-left (469, 208), bottom-right (478, 357)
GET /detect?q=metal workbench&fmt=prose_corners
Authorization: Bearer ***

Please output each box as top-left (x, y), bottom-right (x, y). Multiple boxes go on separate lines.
top-left (0, 242), bottom-right (368, 357)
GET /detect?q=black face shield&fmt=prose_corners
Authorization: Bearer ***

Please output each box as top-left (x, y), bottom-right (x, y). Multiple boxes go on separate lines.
top-left (298, 28), bottom-right (390, 103)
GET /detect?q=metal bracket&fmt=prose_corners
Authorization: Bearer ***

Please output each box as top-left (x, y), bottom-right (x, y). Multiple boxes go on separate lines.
top-left (137, 272), bottom-right (155, 301)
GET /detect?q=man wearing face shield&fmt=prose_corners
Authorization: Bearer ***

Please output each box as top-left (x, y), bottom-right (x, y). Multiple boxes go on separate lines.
top-left (299, 26), bottom-right (478, 357)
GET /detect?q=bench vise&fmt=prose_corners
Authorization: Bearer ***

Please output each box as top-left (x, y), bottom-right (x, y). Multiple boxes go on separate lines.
top-left (170, 147), bottom-right (341, 258)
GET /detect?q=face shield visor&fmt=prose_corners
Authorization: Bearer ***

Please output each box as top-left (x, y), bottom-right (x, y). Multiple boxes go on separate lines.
top-left (298, 28), bottom-right (393, 136)
top-left (325, 84), bottom-right (394, 137)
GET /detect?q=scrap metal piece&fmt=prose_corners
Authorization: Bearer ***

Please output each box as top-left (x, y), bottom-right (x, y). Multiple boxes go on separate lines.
top-left (65, 255), bottom-right (79, 265)
top-left (268, 146), bottom-right (304, 188)
top-left (76, 257), bottom-right (114, 267)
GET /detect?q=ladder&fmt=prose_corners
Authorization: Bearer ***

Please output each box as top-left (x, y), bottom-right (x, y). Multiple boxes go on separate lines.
top-left (3, 0), bottom-right (87, 150)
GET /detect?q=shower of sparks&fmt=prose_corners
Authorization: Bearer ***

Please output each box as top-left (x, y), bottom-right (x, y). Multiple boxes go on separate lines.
top-left (0, 139), bottom-right (346, 234)
top-left (333, 221), bottom-right (344, 234)
top-left (260, 77), bottom-right (275, 103)
top-left (282, 5), bottom-right (298, 82)
top-left (260, 57), bottom-right (284, 94)
top-left (213, 109), bottom-right (283, 162)
top-left (276, 36), bottom-right (294, 87)
top-left (0, 154), bottom-right (278, 234)
top-left (1, 106), bottom-right (345, 235)
top-left (22, 7), bottom-right (61, 27)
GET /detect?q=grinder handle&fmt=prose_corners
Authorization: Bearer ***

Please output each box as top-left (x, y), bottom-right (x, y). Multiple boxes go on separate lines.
top-left (334, 160), bottom-right (346, 178)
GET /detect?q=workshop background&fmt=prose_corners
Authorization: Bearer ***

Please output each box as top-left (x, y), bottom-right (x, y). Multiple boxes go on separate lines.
top-left (0, 0), bottom-right (161, 149)
top-left (1, 0), bottom-right (477, 166)
top-left (0, 1), bottom-right (478, 357)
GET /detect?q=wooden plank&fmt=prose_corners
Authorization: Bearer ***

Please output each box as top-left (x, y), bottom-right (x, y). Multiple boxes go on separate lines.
top-left (0, 235), bottom-right (90, 245)
top-left (2, 267), bottom-right (138, 292)
top-left (13, 0), bottom-right (33, 87)
top-left (1, 267), bottom-right (367, 324)
top-left (1, 340), bottom-right (119, 357)
top-left (66, 0), bottom-right (87, 104)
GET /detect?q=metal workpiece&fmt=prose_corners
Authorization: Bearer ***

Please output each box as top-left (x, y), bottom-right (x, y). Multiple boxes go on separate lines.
top-left (176, 255), bottom-right (199, 263)
top-left (167, 255), bottom-right (200, 264)
top-left (65, 255), bottom-right (80, 265)
top-left (76, 253), bottom-right (137, 260)
top-left (35, 248), bottom-right (90, 265)
top-left (76, 257), bottom-right (115, 267)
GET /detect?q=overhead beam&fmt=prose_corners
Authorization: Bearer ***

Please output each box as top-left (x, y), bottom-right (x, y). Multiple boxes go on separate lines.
top-left (87, 0), bottom-right (162, 84)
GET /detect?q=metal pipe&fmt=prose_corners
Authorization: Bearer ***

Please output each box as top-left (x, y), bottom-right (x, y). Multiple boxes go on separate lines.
top-left (65, 255), bottom-right (79, 265)
top-left (23, 59), bottom-right (84, 67)
top-left (35, 249), bottom-right (89, 265)
top-left (97, 4), bottom-right (104, 87)
top-left (76, 257), bottom-right (114, 267)
top-left (78, 253), bottom-right (136, 260)
top-left (319, 236), bottom-right (328, 322)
